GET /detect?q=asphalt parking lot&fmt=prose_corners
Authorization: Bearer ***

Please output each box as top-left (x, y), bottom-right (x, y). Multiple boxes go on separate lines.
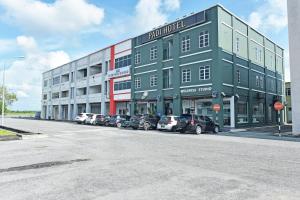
top-left (1, 118), bottom-right (300, 200)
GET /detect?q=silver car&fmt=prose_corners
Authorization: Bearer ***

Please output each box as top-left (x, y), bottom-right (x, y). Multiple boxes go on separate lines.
top-left (157, 115), bottom-right (179, 132)
top-left (74, 113), bottom-right (93, 124)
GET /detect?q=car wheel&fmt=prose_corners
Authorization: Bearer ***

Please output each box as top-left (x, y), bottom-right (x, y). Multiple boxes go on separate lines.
top-left (213, 126), bottom-right (219, 133)
top-left (171, 126), bottom-right (176, 132)
top-left (117, 122), bottom-right (122, 128)
top-left (196, 126), bottom-right (202, 135)
top-left (144, 123), bottom-right (150, 131)
top-left (179, 129), bottom-right (185, 134)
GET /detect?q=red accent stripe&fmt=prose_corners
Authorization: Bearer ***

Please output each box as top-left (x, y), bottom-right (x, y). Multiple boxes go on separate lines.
top-left (109, 45), bottom-right (116, 115)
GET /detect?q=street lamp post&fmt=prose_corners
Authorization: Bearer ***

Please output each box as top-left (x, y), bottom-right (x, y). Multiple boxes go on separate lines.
top-left (1, 56), bottom-right (25, 126)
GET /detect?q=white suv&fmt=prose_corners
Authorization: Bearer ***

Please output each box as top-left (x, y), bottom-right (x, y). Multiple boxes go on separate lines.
top-left (157, 115), bottom-right (179, 132)
top-left (85, 114), bottom-right (99, 125)
top-left (75, 113), bottom-right (92, 124)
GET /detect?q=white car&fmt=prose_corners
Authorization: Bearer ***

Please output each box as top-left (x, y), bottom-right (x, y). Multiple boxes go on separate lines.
top-left (74, 113), bottom-right (92, 124)
top-left (85, 114), bottom-right (100, 125)
top-left (157, 115), bottom-right (179, 132)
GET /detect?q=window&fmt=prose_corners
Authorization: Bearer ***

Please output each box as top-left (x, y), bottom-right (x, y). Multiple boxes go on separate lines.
top-left (182, 69), bottom-right (191, 83)
top-left (260, 76), bottom-right (264, 88)
top-left (259, 49), bottom-right (262, 62)
top-left (114, 80), bottom-right (131, 91)
top-left (135, 51), bottom-right (141, 64)
top-left (150, 75), bottom-right (158, 87)
top-left (163, 68), bottom-right (173, 89)
top-left (237, 70), bottom-right (241, 83)
top-left (70, 87), bottom-right (74, 99)
top-left (135, 77), bottom-right (141, 89)
top-left (52, 92), bottom-right (59, 99)
top-left (181, 35), bottom-right (190, 53)
top-left (236, 37), bottom-right (240, 52)
top-left (43, 80), bottom-right (48, 87)
top-left (43, 94), bottom-right (47, 100)
top-left (150, 46), bottom-right (158, 60)
top-left (270, 79), bottom-right (276, 91)
top-left (255, 47), bottom-right (259, 61)
top-left (199, 66), bottom-right (210, 80)
top-left (286, 88), bottom-right (291, 96)
top-left (199, 31), bottom-right (209, 48)
top-left (115, 55), bottom-right (131, 69)
top-left (52, 76), bottom-right (60, 85)
top-left (163, 40), bottom-right (173, 60)
top-left (255, 75), bottom-right (259, 87)
top-left (71, 72), bottom-right (74, 82)
top-left (237, 101), bottom-right (248, 124)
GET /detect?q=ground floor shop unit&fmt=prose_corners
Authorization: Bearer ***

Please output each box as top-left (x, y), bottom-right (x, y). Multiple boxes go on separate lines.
top-left (131, 88), bottom-right (283, 128)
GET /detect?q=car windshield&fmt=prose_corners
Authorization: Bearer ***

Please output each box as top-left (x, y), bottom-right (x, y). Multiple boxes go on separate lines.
top-left (179, 114), bottom-right (192, 120)
top-left (78, 114), bottom-right (83, 117)
top-left (160, 116), bottom-right (171, 121)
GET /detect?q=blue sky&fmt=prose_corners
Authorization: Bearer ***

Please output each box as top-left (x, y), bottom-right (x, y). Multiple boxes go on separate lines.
top-left (0, 0), bottom-right (288, 111)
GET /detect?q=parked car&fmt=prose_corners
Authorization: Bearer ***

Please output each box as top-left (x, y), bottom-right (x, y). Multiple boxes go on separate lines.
top-left (74, 113), bottom-right (93, 124)
top-left (157, 115), bottom-right (179, 132)
top-left (34, 111), bottom-right (41, 120)
top-left (85, 114), bottom-right (101, 125)
top-left (115, 115), bottom-right (131, 128)
top-left (177, 114), bottom-right (219, 134)
top-left (94, 115), bottom-right (107, 126)
top-left (130, 114), bottom-right (160, 130)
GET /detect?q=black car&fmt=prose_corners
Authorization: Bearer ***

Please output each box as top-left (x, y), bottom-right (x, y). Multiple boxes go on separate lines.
top-left (129, 114), bottom-right (160, 130)
top-left (177, 114), bottom-right (219, 134)
top-left (95, 115), bottom-right (110, 126)
top-left (116, 115), bottom-right (131, 128)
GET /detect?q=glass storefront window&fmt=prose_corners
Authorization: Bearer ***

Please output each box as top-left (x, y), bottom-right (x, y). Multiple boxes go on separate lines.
top-left (196, 100), bottom-right (213, 119)
top-left (253, 102), bottom-right (264, 123)
top-left (223, 101), bottom-right (231, 126)
top-left (237, 101), bottom-right (248, 124)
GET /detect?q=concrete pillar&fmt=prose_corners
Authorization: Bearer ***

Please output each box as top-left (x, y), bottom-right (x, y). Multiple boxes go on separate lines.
top-left (287, 0), bottom-right (300, 135)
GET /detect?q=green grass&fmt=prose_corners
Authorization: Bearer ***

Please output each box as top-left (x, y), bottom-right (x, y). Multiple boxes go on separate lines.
top-left (5, 111), bottom-right (36, 117)
top-left (0, 129), bottom-right (16, 136)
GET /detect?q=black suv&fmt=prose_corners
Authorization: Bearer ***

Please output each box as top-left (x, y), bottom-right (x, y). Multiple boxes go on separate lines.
top-left (95, 115), bottom-right (110, 126)
top-left (177, 114), bottom-right (219, 134)
top-left (129, 114), bottom-right (160, 130)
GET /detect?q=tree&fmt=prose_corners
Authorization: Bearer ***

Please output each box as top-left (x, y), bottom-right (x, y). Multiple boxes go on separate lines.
top-left (0, 86), bottom-right (17, 113)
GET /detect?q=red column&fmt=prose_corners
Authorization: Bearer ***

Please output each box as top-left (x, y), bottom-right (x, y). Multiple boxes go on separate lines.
top-left (109, 45), bottom-right (116, 115)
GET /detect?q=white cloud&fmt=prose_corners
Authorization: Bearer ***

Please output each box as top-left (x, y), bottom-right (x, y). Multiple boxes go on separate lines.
top-left (99, 0), bottom-right (181, 38)
top-left (5, 36), bottom-right (70, 111)
top-left (163, 0), bottom-right (180, 11)
top-left (0, 0), bottom-right (105, 35)
top-left (248, 0), bottom-right (287, 31)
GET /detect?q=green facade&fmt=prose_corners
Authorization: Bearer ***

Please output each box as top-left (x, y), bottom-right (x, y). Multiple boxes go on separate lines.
top-left (130, 5), bottom-right (284, 128)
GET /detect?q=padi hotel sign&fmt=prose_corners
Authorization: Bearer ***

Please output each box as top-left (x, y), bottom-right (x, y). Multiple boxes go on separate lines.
top-left (136, 11), bottom-right (206, 45)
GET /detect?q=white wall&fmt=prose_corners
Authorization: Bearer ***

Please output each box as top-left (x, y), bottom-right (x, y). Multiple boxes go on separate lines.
top-left (287, 0), bottom-right (300, 135)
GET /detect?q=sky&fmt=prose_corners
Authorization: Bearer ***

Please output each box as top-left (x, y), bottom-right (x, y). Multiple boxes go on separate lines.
top-left (0, 0), bottom-right (289, 111)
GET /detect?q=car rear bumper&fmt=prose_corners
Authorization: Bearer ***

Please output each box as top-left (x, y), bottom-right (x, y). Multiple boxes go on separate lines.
top-left (157, 124), bottom-right (173, 130)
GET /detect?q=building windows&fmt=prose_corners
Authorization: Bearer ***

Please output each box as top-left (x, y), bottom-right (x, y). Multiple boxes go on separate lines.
top-left (115, 55), bottom-right (131, 69)
top-left (199, 31), bottom-right (209, 48)
top-left (255, 47), bottom-right (259, 61)
top-left (52, 92), bottom-right (59, 99)
top-left (163, 40), bottom-right (173, 60)
top-left (71, 72), bottom-right (74, 82)
top-left (70, 87), bottom-right (74, 99)
top-left (260, 76), bottom-right (264, 88)
top-left (236, 37), bottom-right (240, 52)
top-left (255, 47), bottom-right (262, 62)
top-left (114, 80), bottom-right (131, 91)
top-left (182, 69), bottom-right (191, 83)
top-left (135, 77), bottom-right (141, 89)
top-left (150, 46), bottom-right (158, 60)
top-left (237, 69), bottom-right (241, 83)
top-left (286, 88), bottom-right (291, 96)
top-left (181, 35), bottom-right (190, 53)
top-left (199, 66), bottom-right (210, 80)
top-left (52, 76), bottom-right (60, 85)
top-left (150, 74), bottom-right (158, 87)
top-left (135, 51), bottom-right (141, 64)
top-left (255, 75), bottom-right (259, 87)
top-left (43, 94), bottom-right (47, 100)
top-left (43, 80), bottom-right (48, 87)
top-left (237, 101), bottom-right (248, 124)
top-left (163, 68), bottom-right (173, 89)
